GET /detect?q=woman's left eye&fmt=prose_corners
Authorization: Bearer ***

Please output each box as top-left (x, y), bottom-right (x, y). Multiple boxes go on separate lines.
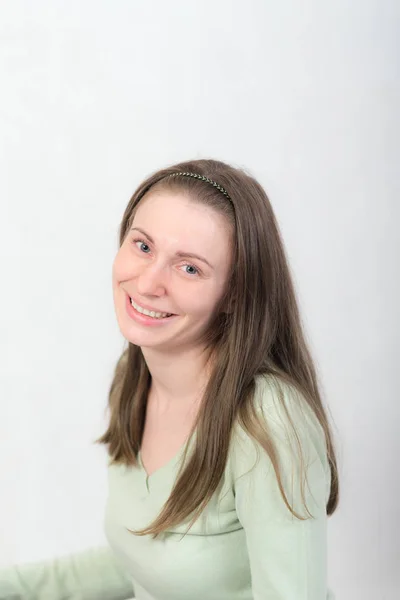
top-left (182, 264), bottom-right (200, 276)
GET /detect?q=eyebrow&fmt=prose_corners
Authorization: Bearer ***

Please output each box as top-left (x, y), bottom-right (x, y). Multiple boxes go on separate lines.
top-left (130, 227), bottom-right (214, 269)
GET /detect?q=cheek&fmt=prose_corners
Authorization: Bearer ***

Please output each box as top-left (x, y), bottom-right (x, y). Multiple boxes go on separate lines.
top-left (111, 256), bottom-right (122, 287)
top-left (112, 248), bottom-right (133, 283)
top-left (185, 284), bottom-right (225, 317)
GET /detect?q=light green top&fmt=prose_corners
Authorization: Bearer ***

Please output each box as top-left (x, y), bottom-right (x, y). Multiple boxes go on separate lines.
top-left (0, 376), bottom-right (336, 599)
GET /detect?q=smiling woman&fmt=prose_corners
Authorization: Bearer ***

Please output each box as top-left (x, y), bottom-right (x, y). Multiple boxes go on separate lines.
top-left (112, 189), bottom-right (233, 352)
top-left (0, 159), bottom-right (339, 600)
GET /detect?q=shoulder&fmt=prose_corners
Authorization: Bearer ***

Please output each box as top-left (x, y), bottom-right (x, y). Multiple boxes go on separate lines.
top-left (253, 373), bottom-right (318, 427)
top-left (258, 374), bottom-right (327, 447)
top-left (230, 373), bottom-right (330, 482)
top-left (234, 373), bottom-right (325, 441)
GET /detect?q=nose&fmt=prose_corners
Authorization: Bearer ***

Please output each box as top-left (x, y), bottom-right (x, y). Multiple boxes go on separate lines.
top-left (135, 262), bottom-right (167, 297)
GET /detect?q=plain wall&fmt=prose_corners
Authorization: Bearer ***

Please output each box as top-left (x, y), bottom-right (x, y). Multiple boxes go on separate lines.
top-left (0, 1), bottom-right (399, 598)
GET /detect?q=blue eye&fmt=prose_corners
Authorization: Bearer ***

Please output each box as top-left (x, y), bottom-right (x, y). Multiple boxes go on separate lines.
top-left (135, 240), bottom-right (150, 253)
top-left (184, 265), bottom-right (198, 276)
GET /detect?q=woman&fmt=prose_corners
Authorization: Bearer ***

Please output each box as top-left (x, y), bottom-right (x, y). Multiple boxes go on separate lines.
top-left (0, 159), bottom-right (339, 599)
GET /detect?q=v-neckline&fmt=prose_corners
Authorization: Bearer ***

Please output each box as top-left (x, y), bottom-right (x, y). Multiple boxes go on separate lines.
top-left (137, 430), bottom-right (196, 481)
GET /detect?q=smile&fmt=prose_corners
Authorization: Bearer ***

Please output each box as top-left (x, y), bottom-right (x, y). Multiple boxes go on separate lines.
top-left (129, 297), bottom-right (173, 319)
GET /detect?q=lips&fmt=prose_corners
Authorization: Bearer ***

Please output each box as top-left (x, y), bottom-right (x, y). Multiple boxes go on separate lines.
top-left (128, 293), bottom-right (175, 317)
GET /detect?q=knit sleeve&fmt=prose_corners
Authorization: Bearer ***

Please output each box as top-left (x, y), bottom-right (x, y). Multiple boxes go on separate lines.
top-left (232, 377), bottom-right (334, 600)
top-left (0, 545), bottom-right (134, 600)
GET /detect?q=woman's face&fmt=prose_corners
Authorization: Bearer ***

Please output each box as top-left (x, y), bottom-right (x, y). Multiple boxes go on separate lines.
top-left (112, 190), bottom-right (233, 352)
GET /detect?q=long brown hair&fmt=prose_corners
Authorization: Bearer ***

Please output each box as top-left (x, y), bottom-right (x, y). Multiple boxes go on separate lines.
top-left (96, 158), bottom-right (340, 538)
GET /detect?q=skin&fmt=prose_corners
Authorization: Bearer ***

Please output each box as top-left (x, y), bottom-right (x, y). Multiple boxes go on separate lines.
top-left (112, 191), bottom-right (233, 411)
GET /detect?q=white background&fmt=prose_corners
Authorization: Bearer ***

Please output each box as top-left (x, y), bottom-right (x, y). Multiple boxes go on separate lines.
top-left (0, 1), bottom-right (399, 598)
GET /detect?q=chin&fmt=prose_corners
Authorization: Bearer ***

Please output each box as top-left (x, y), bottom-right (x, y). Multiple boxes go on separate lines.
top-left (118, 324), bottom-right (172, 349)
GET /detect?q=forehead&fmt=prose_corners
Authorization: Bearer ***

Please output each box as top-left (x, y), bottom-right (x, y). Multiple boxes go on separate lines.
top-left (132, 191), bottom-right (232, 242)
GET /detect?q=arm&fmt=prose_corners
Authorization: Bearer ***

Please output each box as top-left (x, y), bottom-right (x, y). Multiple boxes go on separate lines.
top-left (0, 545), bottom-right (134, 600)
top-left (233, 380), bottom-right (333, 599)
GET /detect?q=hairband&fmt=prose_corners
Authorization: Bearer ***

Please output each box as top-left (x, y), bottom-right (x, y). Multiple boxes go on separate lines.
top-left (169, 171), bottom-right (232, 203)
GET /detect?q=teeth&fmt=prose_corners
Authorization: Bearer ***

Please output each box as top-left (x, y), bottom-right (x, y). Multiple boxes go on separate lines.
top-left (130, 298), bottom-right (171, 319)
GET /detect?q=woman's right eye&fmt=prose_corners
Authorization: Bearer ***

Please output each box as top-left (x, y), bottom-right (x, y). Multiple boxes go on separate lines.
top-left (134, 239), bottom-right (151, 253)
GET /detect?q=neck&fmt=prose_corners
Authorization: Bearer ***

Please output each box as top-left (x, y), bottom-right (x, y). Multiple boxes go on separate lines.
top-left (141, 344), bottom-right (212, 410)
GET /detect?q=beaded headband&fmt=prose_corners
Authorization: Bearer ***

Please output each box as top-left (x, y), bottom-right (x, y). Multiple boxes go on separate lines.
top-left (169, 171), bottom-right (232, 203)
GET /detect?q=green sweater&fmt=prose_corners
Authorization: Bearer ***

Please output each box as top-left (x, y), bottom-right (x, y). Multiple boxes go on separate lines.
top-left (0, 376), bottom-right (336, 599)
